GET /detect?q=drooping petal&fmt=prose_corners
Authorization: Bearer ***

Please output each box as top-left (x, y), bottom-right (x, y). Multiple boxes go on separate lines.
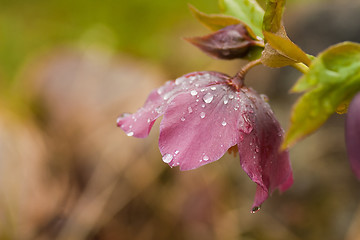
top-left (159, 81), bottom-right (245, 170)
top-left (345, 92), bottom-right (360, 179)
top-left (116, 81), bottom-right (175, 138)
top-left (236, 88), bottom-right (293, 210)
top-left (117, 71), bottom-right (228, 138)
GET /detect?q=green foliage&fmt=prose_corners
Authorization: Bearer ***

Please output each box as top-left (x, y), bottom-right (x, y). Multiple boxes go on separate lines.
top-left (262, 0), bottom-right (286, 33)
top-left (260, 0), bottom-right (310, 68)
top-left (283, 42), bottom-right (360, 148)
top-left (219, 0), bottom-right (264, 37)
top-left (261, 31), bottom-right (311, 67)
top-left (189, 4), bottom-right (243, 31)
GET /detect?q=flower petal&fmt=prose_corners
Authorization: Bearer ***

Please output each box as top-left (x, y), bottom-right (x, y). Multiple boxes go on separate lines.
top-left (117, 72), bottom-right (228, 138)
top-left (159, 74), bottom-right (245, 170)
top-left (116, 81), bottom-right (175, 138)
top-left (345, 93), bottom-right (360, 179)
top-left (237, 88), bottom-right (293, 210)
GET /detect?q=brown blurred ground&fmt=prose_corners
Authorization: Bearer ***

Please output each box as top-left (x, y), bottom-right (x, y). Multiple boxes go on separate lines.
top-left (1, 0), bottom-right (360, 240)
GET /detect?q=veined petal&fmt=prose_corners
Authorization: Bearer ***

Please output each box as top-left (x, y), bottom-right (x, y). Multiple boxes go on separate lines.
top-left (117, 72), bottom-right (228, 138)
top-left (116, 81), bottom-right (175, 138)
top-left (159, 78), bottom-right (253, 170)
top-left (345, 93), bottom-right (360, 179)
top-left (237, 89), bottom-right (293, 210)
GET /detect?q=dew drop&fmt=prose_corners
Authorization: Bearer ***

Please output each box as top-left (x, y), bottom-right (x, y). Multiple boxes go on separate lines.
top-left (175, 77), bottom-right (184, 85)
top-left (222, 121), bottom-right (227, 126)
top-left (188, 107), bottom-right (193, 113)
top-left (147, 118), bottom-right (150, 123)
top-left (224, 99), bottom-right (229, 105)
top-left (190, 90), bottom-right (198, 96)
top-left (116, 117), bottom-right (122, 124)
top-left (200, 88), bottom-right (205, 92)
top-left (228, 94), bottom-right (234, 99)
top-left (210, 86), bottom-right (217, 91)
top-left (203, 155), bottom-right (209, 161)
top-left (260, 94), bottom-right (269, 102)
top-left (127, 131), bottom-right (134, 137)
top-left (203, 92), bottom-right (214, 103)
top-left (180, 117), bottom-right (185, 121)
top-left (175, 150), bottom-right (179, 155)
top-left (162, 153), bottom-right (173, 163)
top-left (200, 112), bottom-right (206, 118)
top-left (201, 104), bottom-right (205, 108)
top-left (251, 206), bottom-right (261, 213)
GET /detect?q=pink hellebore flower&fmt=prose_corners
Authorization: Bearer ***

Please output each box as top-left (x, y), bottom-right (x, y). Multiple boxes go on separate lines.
top-left (346, 92), bottom-right (360, 179)
top-left (117, 71), bottom-right (293, 211)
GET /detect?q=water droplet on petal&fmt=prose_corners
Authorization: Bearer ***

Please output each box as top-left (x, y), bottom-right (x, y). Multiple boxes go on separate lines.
top-left (203, 93), bottom-right (214, 103)
top-left (188, 107), bottom-right (193, 113)
top-left (201, 104), bottom-right (205, 108)
top-left (224, 99), bottom-right (229, 105)
top-left (127, 131), bottom-right (134, 137)
top-left (191, 90), bottom-right (198, 96)
top-left (203, 155), bottom-right (209, 161)
top-left (210, 86), bottom-right (216, 91)
top-left (116, 117), bottom-right (122, 124)
top-left (162, 153), bottom-right (173, 163)
top-left (175, 77), bottom-right (184, 85)
top-left (200, 112), bottom-right (206, 118)
top-left (180, 117), bottom-right (185, 121)
top-left (200, 88), bottom-right (205, 92)
top-left (147, 118), bottom-right (150, 123)
top-left (228, 94), bottom-right (234, 99)
top-left (251, 206), bottom-right (261, 213)
top-left (175, 150), bottom-right (179, 155)
top-left (260, 94), bottom-right (269, 102)
top-left (222, 121), bottom-right (227, 126)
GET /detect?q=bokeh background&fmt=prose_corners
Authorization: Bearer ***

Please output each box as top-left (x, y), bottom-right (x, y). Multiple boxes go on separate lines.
top-left (1, 0), bottom-right (360, 239)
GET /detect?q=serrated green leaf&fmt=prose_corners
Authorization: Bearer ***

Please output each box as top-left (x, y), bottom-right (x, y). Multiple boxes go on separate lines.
top-left (219, 0), bottom-right (264, 37)
top-left (189, 4), bottom-right (242, 31)
top-left (263, 0), bottom-right (286, 33)
top-left (283, 42), bottom-right (360, 149)
top-left (292, 42), bottom-right (360, 92)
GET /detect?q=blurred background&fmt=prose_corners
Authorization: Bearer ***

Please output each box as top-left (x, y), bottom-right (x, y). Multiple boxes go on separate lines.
top-left (1, 0), bottom-right (360, 239)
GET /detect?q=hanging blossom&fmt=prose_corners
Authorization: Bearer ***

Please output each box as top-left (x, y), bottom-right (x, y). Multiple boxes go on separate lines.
top-left (117, 70), bottom-right (293, 212)
top-left (346, 92), bottom-right (360, 179)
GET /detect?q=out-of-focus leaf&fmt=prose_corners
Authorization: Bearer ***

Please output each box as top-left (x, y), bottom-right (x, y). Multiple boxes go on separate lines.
top-left (262, 0), bottom-right (286, 33)
top-left (189, 4), bottom-right (242, 31)
top-left (185, 24), bottom-right (264, 60)
top-left (219, 0), bottom-right (264, 38)
top-left (283, 42), bottom-right (360, 148)
top-left (261, 31), bottom-right (311, 67)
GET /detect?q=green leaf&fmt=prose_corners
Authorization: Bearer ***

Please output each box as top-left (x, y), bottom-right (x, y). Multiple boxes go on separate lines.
top-left (283, 42), bottom-right (360, 149)
top-left (263, 0), bottom-right (286, 33)
top-left (219, 0), bottom-right (264, 37)
top-left (188, 4), bottom-right (243, 31)
top-left (261, 31), bottom-right (311, 67)
top-left (292, 42), bottom-right (360, 92)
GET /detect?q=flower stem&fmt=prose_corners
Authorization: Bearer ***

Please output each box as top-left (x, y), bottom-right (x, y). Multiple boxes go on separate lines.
top-left (230, 59), bottom-right (262, 90)
top-left (236, 59), bottom-right (262, 79)
top-left (291, 62), bottom-right (309, 74)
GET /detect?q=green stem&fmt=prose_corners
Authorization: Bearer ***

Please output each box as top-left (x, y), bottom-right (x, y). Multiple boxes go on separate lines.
top-left (291, 62), bottom-right (309, 74)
